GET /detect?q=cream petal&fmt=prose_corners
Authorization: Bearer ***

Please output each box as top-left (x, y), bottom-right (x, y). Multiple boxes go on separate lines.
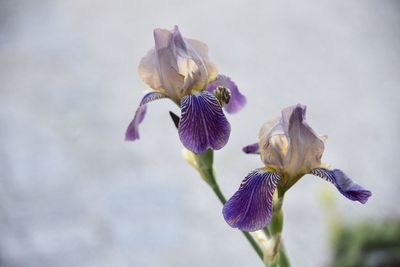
top-left (138, 26), bottom-right (217, 101)
top-left (259, 117), bottom-right (286, 170)
top-left (153, 28), bottom-right (185, 100)
top-left (258, 105), bottom-right (325, 177)
top-left (282, 104), bottom-right (325, 177)
top-left (137, 48), bottom-right (164, 92)
top-left (186, 38), bottom-right (218, 83)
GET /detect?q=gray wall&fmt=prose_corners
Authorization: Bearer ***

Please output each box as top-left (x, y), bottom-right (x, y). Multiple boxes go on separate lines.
top-left (1, 0), bottom-right (399, 266)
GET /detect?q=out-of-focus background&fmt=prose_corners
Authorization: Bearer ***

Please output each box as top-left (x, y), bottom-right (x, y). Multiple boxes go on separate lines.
top-left (1, 0), bottom-right (399, 266)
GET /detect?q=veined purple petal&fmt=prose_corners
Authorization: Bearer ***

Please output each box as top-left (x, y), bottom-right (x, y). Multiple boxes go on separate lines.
top-left (310, 168), bottom-right (372, 204)
top-left (178, 91), bottom-right (231, 154)
top-left (243, 143), bottom-right (260, 154)
top-left (206, 75), bottom-right (246, 114)
top-left (125, 92), bottom-right (167, 141)
top-left (223, 169), bottom-right (281, 232)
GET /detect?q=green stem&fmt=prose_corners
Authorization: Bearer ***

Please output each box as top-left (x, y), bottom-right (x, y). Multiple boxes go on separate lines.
top-left (186, 149), bottom-right (265, 264)
top-left (264, 198), bottom-right (291, 267)
top-left (278, 245), bottom-right (290, 267)
top-left (263, 226), bottom-right (271, 238)
top-left (212, 185), bottom-right (264, 261)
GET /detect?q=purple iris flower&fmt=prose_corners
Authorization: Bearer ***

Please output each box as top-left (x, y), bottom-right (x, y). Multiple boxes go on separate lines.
top-left (223, 104), bottom-right (371, 232)
top-left (125, 26), bottom-right (246, 154)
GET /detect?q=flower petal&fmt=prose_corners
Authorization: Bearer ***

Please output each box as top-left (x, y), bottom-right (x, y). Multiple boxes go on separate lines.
top-left (153, 27), bottom-right (186, 100)
top-left (139, 26), bottom-right (217, 102)
top-left (178, 91), bottom-right (231, 153)
top-left (138, 48), bottom-right (164, 93)
top-left (223, 169), bottom-right (281, 231)
top-left (310, 168), bottom-right (372, 203)
top-left (242, 143), bottom-right (260, 154)
top-left (259, 118), bottom-right (287, 170)
top-left (185, 38), bottom-right (218, 84)
top-left (282, 104), bottom-right (325, 177)
top-left (206, 75), bottom-right (246, 114)
top-left (125, 92), bottom-right (167, 141)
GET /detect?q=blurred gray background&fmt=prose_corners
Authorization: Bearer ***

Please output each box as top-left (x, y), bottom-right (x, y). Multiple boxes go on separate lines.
top-left (1, 0), bottom-right (399, 266)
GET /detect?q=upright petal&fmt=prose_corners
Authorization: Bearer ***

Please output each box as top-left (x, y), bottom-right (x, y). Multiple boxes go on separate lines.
top-left (125, 92), bottom-right (167, 141)
top-left (139, 26), bottom-right (218, 102)
top-left (138, 48), bottom-right (165, 93)
top-left (282, 104), bottom-right (325, 177)
top-left (261, 134), bottom-right (288, 171)
top-left (185, 38), bottom-right (218, 82)
top-left (178, 91), bottom-right (230, 154)
top-left (206, 75), bottom-right (246, 114)
top-left (259, 118), bottom-right (287, 170)
top-left (223, 169), bottom-right (281, 231)
top-left (152, 27), bottom-right (185, 100)
top-left (310, 168), bottom-right (372, 204)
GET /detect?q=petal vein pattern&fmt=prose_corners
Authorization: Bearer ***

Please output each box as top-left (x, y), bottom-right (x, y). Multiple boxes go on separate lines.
top-left (178, 92), bottom-right (230, 153)
top-left (310, 168), bottom-right (371, 204)
top-left (223, 170), bottom-right (281, 231)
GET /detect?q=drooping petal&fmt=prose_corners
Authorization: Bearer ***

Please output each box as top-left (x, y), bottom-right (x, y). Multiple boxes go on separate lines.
top-left (310, 168), bottom-right (372, 204)
top-left (125, 92), bottom-right (167, 141)
top-left (282, 104), bottom-right (325, 177)
top-left (223, 169), bottom-right (281, 231)
top-left (206, 75), bottom-right (246, 114)
top-left (242, 143), bottom-right (260, 154)
top-left (178, 91), bottom-right (231, 154)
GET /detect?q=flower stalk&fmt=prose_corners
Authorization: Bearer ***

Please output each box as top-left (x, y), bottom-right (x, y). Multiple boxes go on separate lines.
top-left (263, 195), bottom-right (291, 267)
top-left (183, 148), bottom-right (265, 262)
top-left (183, 146), bottom-right (292, 266)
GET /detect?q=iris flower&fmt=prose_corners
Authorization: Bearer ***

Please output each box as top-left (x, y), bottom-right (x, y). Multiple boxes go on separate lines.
top-left (223, 104), bottom-right (371, 231)
top-left (125, 26), bottom-right (246, 153)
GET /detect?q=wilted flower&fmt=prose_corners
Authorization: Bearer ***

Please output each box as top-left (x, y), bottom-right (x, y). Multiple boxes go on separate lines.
top-left (223, 104), bottom-right (371, 231)
top-left (125, 26), bottom-right (246, 153)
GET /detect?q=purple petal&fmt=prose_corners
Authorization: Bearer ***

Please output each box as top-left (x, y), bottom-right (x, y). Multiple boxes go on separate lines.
top-left (223, 169), bottom-right (281, 231)
top-left (310, 168), bottom-right (372, 204)
top-left (125, 92), bottom-right (167, 141)
top-left (206, 75), bottom-right (246, 114)
top-left (242, 143), bottom-right (260, 154)
top-left (178, 91), bottom-right (231, 154)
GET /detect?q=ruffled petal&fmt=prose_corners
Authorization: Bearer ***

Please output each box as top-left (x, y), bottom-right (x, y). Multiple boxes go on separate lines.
top-left (259, 118), bottom-right (287, 170)
top-left (261, 133), bottom-right (288, 171)
top-left (282, 104), bottom-right (325, 177)
top-left (206, 75), bottom-right (246, 114)
top-left (125, 92), bottom-right (167, 141)
top-left (178, 91), bottom-right (231, 153)
top-left (242, 143), bottom-right (260, 154)
top-left (138, 48), bottom-right (165, 93)
top-left (223, 169), bottom-right (281, 231)
top-left (310, 168), bottom-right (372, 204)
top-left (153, 27), bottom-right (185, 100)
top-left (185, 38), bottom-right (218, 83)
top-left (138, 26), bottom-right (217, 101)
